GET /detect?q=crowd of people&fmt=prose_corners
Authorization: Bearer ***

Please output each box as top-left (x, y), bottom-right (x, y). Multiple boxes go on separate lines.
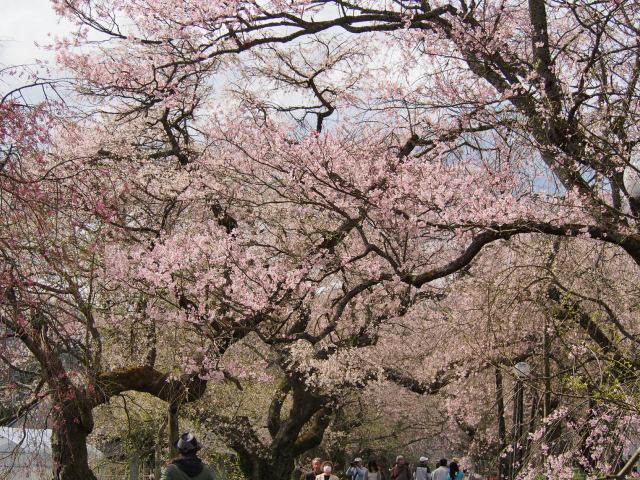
top-left (302, 455), bottom-right (465, 480)
top-left (157, 432), bottom-right (467, 480)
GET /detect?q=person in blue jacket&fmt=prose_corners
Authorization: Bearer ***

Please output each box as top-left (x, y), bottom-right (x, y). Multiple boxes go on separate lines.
top-left (448, 461), bottom-right (464, 480)
top-left (346, 457), bottom-right (369, 480)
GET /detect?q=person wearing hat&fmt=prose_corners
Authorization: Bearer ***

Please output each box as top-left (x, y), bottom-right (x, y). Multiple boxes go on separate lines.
top-left (413, 457), bottom-right (431, 480)
top-left (161, 432), bottom-right (215, 480)
top-left (346, 457), bottom-right (369, 480)
top-left (390, 455), bottom-right (411, 480)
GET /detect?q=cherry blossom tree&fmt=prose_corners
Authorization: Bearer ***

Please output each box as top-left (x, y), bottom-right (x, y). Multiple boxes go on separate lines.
top-left (2, 0), bottom-right (638, 478)
top-left (51, 0), bottom-right (640, 250)
top-left (0, 76), bottom-right (213, 479)
top-left (414, 236), bottom-right (640, 477)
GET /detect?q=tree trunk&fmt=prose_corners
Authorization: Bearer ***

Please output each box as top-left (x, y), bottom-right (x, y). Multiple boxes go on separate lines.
top-left (236, 451), bottom-right (267, 480)
top-left (523, 390), bottom-right (538, 464)
top-left (229, 379), bottom-right (330, 480)
top-left (50, 402), bottom-right (97, 480)
top-left (154, 416), bottom-right (168, 479)
top-left (269, 455), bottom-right (296, 480)
top-left (168, 401), bottom-right (180, 459)
top-left (495, 368), bottom-right (509, 480)
top-left (510, 378), bottom-right (524, 479)
top-left (237, 450), bottom-right (296, 480)
top-left (543, 317), bottom-right (551, 420)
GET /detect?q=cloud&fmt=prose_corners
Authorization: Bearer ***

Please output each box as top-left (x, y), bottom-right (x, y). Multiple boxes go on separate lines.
top-left (0, 0), bottom-right (72, 67)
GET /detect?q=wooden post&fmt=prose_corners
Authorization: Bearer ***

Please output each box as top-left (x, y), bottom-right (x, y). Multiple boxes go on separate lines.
top-left (168, 401), bottom-right (180, 459)
top-left (129, 453), bottom-right (140, 480)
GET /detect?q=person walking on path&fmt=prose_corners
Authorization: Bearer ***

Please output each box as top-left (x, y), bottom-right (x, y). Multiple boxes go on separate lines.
top-left (317, 462), bottom-right (340, 480)
top-left (414, 457), bottom-right (431, 480)
top-left (161, 433), bottom-right (215, 480)
top-left (448, 461), bottom-right (463, 480)
top-left (367, 460), bottom-right (382, 480)
top-left (303, 458), bottom-right (323, 480)
top-left (431, 459), bottom-right (449, 480)
top-left (391, 455), bottom-right (412, 480)
top-left (378, 459), bottom-right (391, 480)
top-left (347, 457), bottom-right (369, 480)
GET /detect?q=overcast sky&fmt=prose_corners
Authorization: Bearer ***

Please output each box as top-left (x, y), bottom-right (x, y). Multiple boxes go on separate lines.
top-left (0, 0), bottom-right (72, 67)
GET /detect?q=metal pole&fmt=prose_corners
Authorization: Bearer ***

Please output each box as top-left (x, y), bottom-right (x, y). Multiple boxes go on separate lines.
top-left (543, 317), bottom-right (551, 420)
top-left (543, 317), bottom-right (551, 470)
top-left (514, 380), bottom-right (524, 475)
top-left (496, 368), bottom-right (508, 480)
top-left (509, 379), bottom-right (523, 480)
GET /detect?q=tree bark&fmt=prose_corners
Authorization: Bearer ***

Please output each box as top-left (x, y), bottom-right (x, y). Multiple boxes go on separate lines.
top-left (50, 401), bottom-right (97, 480)
top-left (217, 376), bottom-right (331, 480)
top-left (155, 415), bottom-right (168, 479)
top-left (168, 401), bottom-right (180, 459)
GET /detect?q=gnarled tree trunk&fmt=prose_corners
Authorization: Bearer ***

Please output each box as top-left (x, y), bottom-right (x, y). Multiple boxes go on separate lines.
top-left (50, 400), bottom-right (97, 480)
top-left (226, 376), bottom-right (332, 480)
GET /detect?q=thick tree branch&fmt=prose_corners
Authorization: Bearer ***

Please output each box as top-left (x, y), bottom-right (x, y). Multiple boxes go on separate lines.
top-left (91, 365), bottom-right (207, 407)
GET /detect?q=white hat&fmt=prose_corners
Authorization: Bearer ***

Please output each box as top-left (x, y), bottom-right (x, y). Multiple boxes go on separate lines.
top-left (354, 457), bottom-right (363, 463)
top-left (419, 457), bottom-right (428, 463)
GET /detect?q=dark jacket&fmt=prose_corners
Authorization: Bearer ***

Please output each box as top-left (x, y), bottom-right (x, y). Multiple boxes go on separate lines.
top-left (161, 457), bottom-right (216, 480)
top-left (303, 471), bottom-right (318, 480)
top-left (391, 464), bottom-right (412, 480)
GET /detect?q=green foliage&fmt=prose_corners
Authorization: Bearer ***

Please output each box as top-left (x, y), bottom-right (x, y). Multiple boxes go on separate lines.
top-left (92, 393), bottom-right (166, 464)
top-left (202, 451), bottom-right (246, 480)
top-left (572, 469), bottom-right (587, 480)
top-left (563, 374), bottom-right (589, 392)
top-left (121, 418), bottom-right (156, 458)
